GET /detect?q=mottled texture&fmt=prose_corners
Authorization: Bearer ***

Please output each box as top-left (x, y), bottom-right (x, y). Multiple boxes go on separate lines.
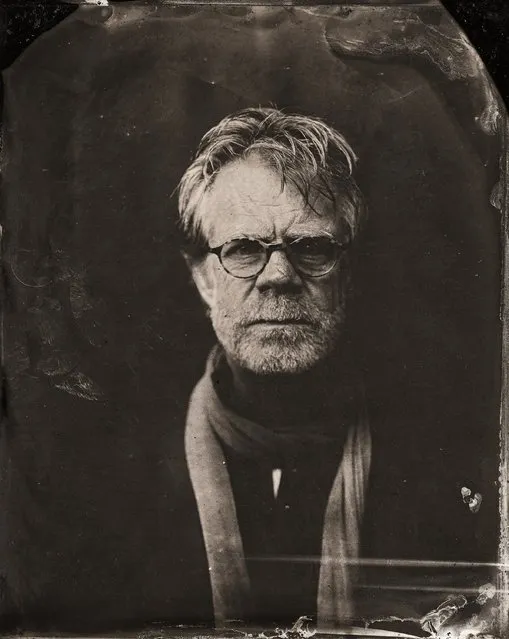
top-left (0, 1), bottom-right (503, 633)
top-left (324, 5), bottom-right (502, 134)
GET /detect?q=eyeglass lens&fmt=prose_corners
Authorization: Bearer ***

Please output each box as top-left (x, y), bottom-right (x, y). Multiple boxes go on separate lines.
top-left (219, 237), bottom-right (340, 278)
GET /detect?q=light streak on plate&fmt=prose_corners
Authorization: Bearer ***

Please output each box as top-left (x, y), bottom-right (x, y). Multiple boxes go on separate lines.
top-left (246, 556), bottom-right (506, 570)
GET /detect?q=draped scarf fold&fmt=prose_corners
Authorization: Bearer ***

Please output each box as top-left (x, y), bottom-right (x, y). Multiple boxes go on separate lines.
top-left (185, 348), bottom-right (371, 628)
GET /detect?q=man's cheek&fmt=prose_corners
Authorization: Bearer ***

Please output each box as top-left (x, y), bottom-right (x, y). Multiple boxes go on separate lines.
top-left (321, 275), bottom-right (345, 313)
top-left (307, 282), bottom-right (336, 314)
top-left (218, 280), bottom-right (251, 310)
top-left (204, 261), bottom-right (228, 307)
top-left (213, 294), bottom-right (240, 326)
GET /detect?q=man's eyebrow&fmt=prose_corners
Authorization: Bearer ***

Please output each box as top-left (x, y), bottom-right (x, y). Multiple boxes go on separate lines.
top-left (217, 231), bottom-right (336, 244)
top-left (215, 234), bottom-right (272, 245)
top-left (285, 231), bottom-right (335, 241)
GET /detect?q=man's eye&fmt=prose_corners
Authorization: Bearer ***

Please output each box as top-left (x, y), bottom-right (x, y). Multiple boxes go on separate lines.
top-left (222, 239), bottom-right (263, 259)
top-left (292, 237), bottom-right (333, 257)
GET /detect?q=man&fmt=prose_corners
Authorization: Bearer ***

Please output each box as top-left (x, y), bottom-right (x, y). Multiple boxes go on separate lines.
top-left (176, 107), bottom-right (499, 632)
top-left (177, 107), bottom-right (370, 628)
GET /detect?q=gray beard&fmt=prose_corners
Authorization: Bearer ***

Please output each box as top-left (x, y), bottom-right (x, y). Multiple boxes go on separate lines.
top-left (211, 303), bottom-right (345, 375)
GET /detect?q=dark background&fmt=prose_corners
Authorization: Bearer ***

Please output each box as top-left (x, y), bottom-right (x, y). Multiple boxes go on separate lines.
top-left (0, 1), bottom-right (506, 631)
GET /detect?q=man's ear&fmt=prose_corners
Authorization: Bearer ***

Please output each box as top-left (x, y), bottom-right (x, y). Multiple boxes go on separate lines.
top-left (186, 255), bottom-right (217, 309)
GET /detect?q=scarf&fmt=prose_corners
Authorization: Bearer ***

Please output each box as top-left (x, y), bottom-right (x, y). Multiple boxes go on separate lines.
top-left (185, 348), bottom-right (371, 628)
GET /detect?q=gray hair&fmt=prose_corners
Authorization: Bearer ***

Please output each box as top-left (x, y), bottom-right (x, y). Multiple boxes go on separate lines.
top-left (177, 107), bottom-right (365, 256)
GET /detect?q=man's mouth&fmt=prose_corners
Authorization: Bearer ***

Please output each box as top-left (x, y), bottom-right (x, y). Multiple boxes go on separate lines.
top-left (247, 318), bottom-right (310, 326)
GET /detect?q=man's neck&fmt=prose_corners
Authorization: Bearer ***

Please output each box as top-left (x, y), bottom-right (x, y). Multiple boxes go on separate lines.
top-left (223, 352), bottom-right (351, 431)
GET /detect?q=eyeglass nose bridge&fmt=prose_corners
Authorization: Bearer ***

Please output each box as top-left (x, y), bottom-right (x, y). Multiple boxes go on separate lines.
top-left (259, 242), bottom-right (298, 277)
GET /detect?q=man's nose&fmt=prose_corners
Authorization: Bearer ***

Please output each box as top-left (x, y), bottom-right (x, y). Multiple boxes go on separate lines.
top-left (255, 249), bottom-right (302, 290)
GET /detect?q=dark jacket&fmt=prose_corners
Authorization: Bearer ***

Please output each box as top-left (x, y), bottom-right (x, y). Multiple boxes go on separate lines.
top-left (0, 369), bottom-right (499, 633)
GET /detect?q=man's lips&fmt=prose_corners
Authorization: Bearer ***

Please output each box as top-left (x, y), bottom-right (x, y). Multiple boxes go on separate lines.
top-left (245, 318), bottom-right (311, 326)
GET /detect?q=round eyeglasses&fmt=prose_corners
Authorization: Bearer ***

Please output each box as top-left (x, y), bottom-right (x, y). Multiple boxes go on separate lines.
top-left (208, 236), bottom-right (349, 279)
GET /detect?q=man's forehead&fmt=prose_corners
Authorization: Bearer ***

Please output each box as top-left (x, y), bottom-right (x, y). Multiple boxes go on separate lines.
top-left (197, 155), bottom-right (339, 242)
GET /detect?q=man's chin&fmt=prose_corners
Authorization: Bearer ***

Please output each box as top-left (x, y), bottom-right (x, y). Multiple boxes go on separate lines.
top-left (229, 343), bottom-right (332, 376)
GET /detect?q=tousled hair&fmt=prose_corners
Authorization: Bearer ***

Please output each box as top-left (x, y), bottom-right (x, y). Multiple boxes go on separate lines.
top-left (176, 107), bottom-right (365, 257)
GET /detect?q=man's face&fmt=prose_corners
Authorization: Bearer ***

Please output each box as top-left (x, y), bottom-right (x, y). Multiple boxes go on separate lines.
top-left (191, 154), bottom-right (350, 375)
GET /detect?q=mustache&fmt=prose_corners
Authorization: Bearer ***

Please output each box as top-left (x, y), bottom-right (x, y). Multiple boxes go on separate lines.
top-left (238, 297), bottom-right (329, 325)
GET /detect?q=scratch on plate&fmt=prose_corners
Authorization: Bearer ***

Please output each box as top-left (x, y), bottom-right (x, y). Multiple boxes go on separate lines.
top-left (364, 614), bottom-right (422, 628)
top-left (386, 87), bottom-right (422, 104)
top-left (420, 595), bottom-right (468, 635)
top-left (417, 584), bottom-right (500, 637)
top-left (53, 370), bottom-right (104, 401)
top-left (69, 274), bottom-right (94, 319)
top-left (490, 182), bottom-right (503, 212)
top-left (476, 583), bottom-right (497, 606)
top-left (9, 261), bottom-right (52, 288)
